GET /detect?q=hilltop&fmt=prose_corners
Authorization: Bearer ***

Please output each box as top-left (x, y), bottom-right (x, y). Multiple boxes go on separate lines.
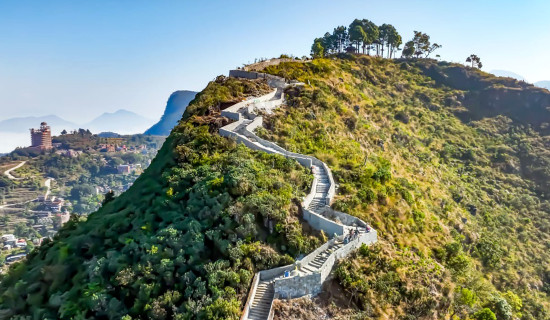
top-left (0, 56), bottom-right (549, 320)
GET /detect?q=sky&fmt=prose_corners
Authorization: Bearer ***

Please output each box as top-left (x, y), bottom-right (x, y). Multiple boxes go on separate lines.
top-left (0, 0), bottom-right (549, 124)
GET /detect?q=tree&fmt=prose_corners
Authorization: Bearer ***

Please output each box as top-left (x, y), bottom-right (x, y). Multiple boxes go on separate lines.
top-left (349, 25), bottom-right (366, 52)
top-left (402, 40), bottom-right (416, 58)
top-left (378, 24), bottom-right (392, 57)
top-left (360, 19), bottom-right (378, 55)
top-left (311, 39), bottom-right (325, 58)
top-left (474, 308), bottom-right (497, 320)
top-left (384, 24), bottom-right (402, 58)
top-left (102, 190), bottom-right (116, 206)
top-left (403, 31), bottom-right (441, 58)
top-left (466, 54), bottom-right (483, 68)
top-left (61, 129), bottom-right (67, 135)
top-left (332, 26), bottom-right (348, 53)
top-left (322, 32), bottom-right (336, 54)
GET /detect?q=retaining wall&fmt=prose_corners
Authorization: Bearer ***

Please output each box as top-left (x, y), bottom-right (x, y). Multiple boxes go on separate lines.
top-left (274, 272), bottom-right (321, 299)
top-left (302, 208), bottom-right (345, 237)
top-left (320, 207), bottom-right (369, 228)
top-left (229, 70), bottom-right (286, 88)
top-left (271, 230), bottom-right (378, 300)
top-left (221, 89), bottom-right (278, 120)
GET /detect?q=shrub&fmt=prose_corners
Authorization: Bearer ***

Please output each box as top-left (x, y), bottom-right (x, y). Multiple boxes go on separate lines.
top-left (474, 308), bottom-right (497, 320)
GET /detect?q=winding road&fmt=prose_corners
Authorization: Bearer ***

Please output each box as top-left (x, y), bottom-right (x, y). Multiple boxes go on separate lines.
top-left (0, 161), bottom-right (53, 209)
top-left (3, 161), bottom-right (26, 180)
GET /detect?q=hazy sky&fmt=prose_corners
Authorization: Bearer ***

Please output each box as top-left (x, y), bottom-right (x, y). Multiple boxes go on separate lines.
top-left (0, 0), bottom-right (549, 123)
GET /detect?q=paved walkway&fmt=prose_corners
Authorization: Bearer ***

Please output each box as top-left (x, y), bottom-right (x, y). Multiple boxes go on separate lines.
top-left (3, 161), bottom-right (26, 180)
top-left (219, 71), bottom-right (378, 320)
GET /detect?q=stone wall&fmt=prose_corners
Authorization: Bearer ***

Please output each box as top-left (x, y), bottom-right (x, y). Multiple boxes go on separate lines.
top-left (221, 89), bottom-right (278, 120)
top-left (320, 207), bottom-right (369, 228)
top-left (302, 208), bottom-right (345, 237)
top-left (243, 58), bottom-right (296, 72)
top-left (274, 272), bottom-right (321, 299)
top-left (240, 273), bottom-right (260, 320)
top-left (229, 70), bottom-right (286, 88)
top-left (271, 230), bottom-right (378, 300)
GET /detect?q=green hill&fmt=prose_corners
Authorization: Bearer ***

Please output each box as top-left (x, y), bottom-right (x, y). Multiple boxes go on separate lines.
top-left (1, 57), bottom-right (549, 320)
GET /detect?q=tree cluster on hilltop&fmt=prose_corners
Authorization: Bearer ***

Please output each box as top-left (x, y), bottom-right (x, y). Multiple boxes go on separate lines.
top-left (311, 19), bottom-right (442, 60)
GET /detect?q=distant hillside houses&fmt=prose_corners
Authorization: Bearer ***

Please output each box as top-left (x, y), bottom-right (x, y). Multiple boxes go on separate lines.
top-left (117, 164), bottom-right (141, 174)
top-left (97, 144), bottom-right (148, 153)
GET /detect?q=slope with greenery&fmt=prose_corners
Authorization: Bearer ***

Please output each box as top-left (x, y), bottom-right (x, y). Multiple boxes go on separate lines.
top-left (1, 50), bottom-right (550, 320)
top-left (260, 56), bottom-right (550, 319)
top-left (0, 76), bottom-right (322, 319)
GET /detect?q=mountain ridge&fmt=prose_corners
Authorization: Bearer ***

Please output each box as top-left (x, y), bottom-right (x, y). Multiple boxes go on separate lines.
top-left (1, 57), bottom-right (549, 319)
top-left (84, 109), bottom-right (154, 135)
top-left (144, 90), bottom-right (197, 136)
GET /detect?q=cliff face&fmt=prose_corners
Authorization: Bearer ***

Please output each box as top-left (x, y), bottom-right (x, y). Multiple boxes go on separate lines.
top-left (144, 90), bottom-right (197, 136)
top-left (1, 57), bottom-right (550, 320)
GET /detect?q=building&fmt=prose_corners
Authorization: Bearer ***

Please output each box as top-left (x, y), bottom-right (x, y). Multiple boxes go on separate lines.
top-left (1, 234), bottom-right (16, 242)
top-left (30, 122), bottom-right (52, 150)
top-left (44, 196), bottom-right (65, 212)
top-left (117, 164), bottom-right (141, 174)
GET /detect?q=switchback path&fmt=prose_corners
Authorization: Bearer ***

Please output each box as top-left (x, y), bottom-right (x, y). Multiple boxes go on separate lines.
top-left (219, 70), bottom-right (378, 320)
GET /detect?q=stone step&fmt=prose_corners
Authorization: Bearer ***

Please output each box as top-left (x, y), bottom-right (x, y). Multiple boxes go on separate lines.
top-left (301, 265), bottom-right (316, 273)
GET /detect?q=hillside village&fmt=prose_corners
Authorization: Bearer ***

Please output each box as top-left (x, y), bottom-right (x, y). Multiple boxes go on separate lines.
top-left (0, 122), bottom-right (165, 272)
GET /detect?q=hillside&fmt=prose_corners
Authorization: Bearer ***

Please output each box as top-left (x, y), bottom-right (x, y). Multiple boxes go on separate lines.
top-left (0, 57), bottom-right (549, 320)
top-left (145, 90), bottom-right (198, 136)
top-left (261, 57), bottom-right (550, 319)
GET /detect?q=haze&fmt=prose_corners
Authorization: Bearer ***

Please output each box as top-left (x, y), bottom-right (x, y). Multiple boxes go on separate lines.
top-left (0, 0), bottom-right (549, 123)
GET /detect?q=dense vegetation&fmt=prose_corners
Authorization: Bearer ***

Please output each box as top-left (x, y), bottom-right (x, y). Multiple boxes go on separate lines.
top-left (0, 77), bottom-right (321, 319)
top-left (260, 56), bottom-right (550, 319)
top-left (2, 48), bottom-right (550, 320)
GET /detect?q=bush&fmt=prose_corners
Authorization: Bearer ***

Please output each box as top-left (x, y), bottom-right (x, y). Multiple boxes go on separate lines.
top-left (474, 308), bottom-right (497, 320)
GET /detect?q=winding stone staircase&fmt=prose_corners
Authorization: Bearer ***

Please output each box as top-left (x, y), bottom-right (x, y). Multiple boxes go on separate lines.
top-left (219, 70), bottom-right (378, 320)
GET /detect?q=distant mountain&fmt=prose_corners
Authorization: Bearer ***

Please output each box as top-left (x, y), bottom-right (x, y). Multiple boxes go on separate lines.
top-left (0, 115), bottom-right (77, 134)
top-left (85, 109), bottom-right (155, 135)
top-left (144, 90), bottom-right (197, 136)
top-left (535, 81), bottom-right (550, 90)
top-left (490, 70), bottom-right (527, 81)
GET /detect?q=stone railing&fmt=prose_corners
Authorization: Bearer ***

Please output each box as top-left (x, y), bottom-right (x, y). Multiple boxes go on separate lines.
top-left (222, 70), bottom-right (377, 320)
top-left (272, 230), bottom-right (378, 299)
top-left (239, 273), bottom-right (260, 320)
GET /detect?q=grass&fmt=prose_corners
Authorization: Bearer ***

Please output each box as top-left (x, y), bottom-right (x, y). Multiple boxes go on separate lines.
top-left (262, 55), bottom-right (550, 319)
